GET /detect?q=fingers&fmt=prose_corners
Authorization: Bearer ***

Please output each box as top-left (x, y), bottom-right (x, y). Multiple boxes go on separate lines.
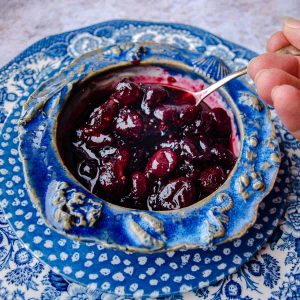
top-left (267, 31), bottom-right (290, 52)
top-left (254, 68), bottom-right (300, 105)
top-left (253, 17), bottom-right (300, 140)
top-left (283, 17), bottom-right (300, 50)
top-left (272, 85), bottom-right (300, 140)
top-left (248, 53), bottom-right (300, 79)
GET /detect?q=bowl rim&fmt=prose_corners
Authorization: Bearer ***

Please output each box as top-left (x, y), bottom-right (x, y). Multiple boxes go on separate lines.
top-left (18, 42), bottom-right (281, 253)
top-left (54, 57), bottom-right (244, 214)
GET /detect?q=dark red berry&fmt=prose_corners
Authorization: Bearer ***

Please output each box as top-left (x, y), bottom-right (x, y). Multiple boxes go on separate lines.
top-left (115, 108), bottom-right (143, 140)
top-left (112, 79), bottom-right (142, 106)
top-left (98, 162), bottom-right (125, 197)
top-left (145, 148), bottom-right (178, 178)
top-left (211, 144), bottom-right (236, 168)
top-left (159, 138), bottom-right (199, 162)
top-left (154, 104), bottom-right (178, 123)
top-left (198, 134), bottom-right (211, 152)
top-left (176, 161), bottom-right (200, 180)
top-left (142, 115), bottom-right (162, 138)
top-left (97, 148), bottom-right (129, 198)
top-left (119, 171), bottom-right (148, 209)
top-left (178, 105), bottom-right (198, 125)
top-left (156, 138), bottom-right (181, 153)
top-left (141, 85), bottom-right (168, 115)
top-left (199, 110), bottom-right (214, 133)
top-left (128, 146), bottom-right (148, 171)
top-left (114, 148), bottom-right (130, 180)
top-left (210, 107), bottom-right (232, 137)
top-left (180, 138), bottom-right (200, 162)
top-left (198, 134), bottom-right (212, 163)
top-left (214, 136), bottom-right (230, 147)
top-left (154, 103), bottom-right (198, 126)
top-left (84, 98), bottom-right (119, 134)
top-left (98, 146), bottom-right (118, 161)
top-left (131, 171), bottom-right (148, 199)
top-left (182, 110), bottom-right (213, 138)
top-left (172, 90), bottom-right (196, 105)
top-left (147, 177), bottom-right (196, 211)
top-left (83, 133), bottom-right (113, 148)
top-left (198, 165), bottom-right (225, 195)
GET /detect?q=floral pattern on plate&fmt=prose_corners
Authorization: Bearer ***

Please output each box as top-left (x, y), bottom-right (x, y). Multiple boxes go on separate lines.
top-left (0, 20), bottom-right (299, 300)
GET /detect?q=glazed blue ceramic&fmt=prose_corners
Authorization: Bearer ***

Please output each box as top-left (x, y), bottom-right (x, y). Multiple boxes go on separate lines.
top-left (18, 42), bottom-right (280, 253)
top-left (0, 20), bottom-right (296, 299)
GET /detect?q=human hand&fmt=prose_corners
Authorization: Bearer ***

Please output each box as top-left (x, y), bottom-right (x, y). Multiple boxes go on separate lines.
top-left (248, 17), bottom-right (300, 140)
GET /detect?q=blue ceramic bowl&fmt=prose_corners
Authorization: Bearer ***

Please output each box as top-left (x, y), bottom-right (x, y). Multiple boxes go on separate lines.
top-left (18, 43), bottom-right (280, 253)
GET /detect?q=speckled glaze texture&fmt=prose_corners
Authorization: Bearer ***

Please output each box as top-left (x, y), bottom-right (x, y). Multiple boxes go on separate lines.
top-left (1, 0), bottom-right (299, 67)
top-left (18, 41), bottom-right (280, 253)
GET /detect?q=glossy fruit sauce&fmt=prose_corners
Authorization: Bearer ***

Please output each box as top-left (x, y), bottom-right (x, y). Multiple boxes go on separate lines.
top-left (57, 66), bottom-right (238, 211)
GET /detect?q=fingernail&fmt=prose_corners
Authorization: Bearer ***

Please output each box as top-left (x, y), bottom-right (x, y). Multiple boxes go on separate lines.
top-left (284, 17), bottom-right (300, 29)
top-left (247, 57), bottom-right (257, 78)
top-left (271, 85), bottom-right (282, 97)
top-left (254, 69), bottom-right (267, 83)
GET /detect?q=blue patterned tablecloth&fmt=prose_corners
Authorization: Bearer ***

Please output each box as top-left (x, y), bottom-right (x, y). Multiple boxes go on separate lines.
top-left (0, 21), bottom-right (299, 300)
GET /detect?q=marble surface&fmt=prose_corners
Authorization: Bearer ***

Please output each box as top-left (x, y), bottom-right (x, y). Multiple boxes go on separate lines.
top-left (0, 0), bottom-right (299, 68)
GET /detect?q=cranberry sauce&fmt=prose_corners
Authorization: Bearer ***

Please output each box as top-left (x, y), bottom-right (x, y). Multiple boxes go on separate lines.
top-left (57, 68), bottom-right (237, 211)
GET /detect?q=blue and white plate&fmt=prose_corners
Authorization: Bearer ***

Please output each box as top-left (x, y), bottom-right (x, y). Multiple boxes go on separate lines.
top-left (0, 20), bottom-right (299, 300)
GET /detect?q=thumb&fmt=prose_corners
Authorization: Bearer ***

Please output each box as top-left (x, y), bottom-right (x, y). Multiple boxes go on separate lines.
top-left (283, 17), bottom-right (300, 50)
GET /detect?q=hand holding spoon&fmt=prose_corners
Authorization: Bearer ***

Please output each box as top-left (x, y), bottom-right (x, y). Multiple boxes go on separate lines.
top-left (164, 45), bottom-right (300, 106)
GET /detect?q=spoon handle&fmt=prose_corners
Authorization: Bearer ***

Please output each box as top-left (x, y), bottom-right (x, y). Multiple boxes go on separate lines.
top-left (195, 67), bottom-right (247, 105)
top-left (195, 45), bottom-right (300, 106)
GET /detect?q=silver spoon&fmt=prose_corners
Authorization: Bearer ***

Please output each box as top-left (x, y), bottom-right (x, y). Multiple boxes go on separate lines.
top-left (165, 45), bottom-right (300, 106)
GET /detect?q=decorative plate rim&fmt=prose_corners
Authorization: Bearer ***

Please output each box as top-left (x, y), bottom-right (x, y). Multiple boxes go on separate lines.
top-left (0, 20), bottom-right (289, 298)
top-left (0, 19), bottom-right (257, 74)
